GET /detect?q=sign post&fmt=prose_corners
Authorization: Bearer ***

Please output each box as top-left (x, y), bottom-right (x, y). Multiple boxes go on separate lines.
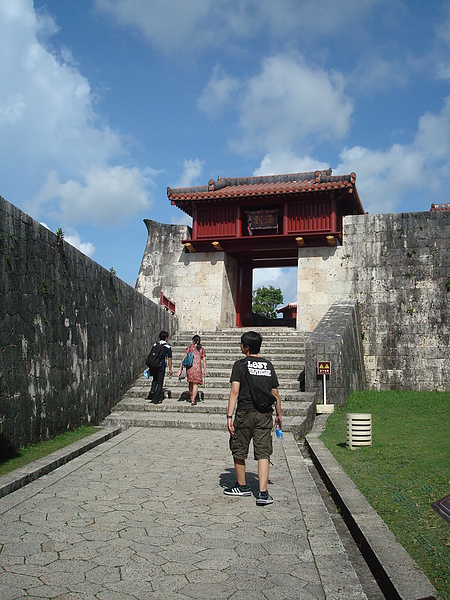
top-left (316, 361), bottom-right (334, 413)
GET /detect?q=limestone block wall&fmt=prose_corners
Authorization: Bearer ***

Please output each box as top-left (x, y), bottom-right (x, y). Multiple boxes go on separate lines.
top-left (136, 220), bottom-right (238, 331)
top-left (135, 219), bottom-right (191, 305)
top-left (219, 252), bottom-right (238, 330)
top-left (0, 197), bottom-right (177, 447)
top-left (297, 211), bottom-right (449, 391)
top-left (297, 246), bottom-right (353, 331)
top-left (165, 251), bottom-right (237, 332)
top-left (305, 300), bottom-right (366, 406)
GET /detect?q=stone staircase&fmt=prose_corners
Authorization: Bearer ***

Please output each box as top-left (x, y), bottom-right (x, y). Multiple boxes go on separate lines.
top-left (103, 328), bottom-right (316, 437)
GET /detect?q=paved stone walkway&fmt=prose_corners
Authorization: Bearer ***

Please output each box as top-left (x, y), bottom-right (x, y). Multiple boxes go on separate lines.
top-left (0, 428), bottom-right (367, 599)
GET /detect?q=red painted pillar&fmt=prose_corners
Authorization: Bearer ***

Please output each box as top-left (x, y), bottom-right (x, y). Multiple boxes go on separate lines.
top-left (283, 201), bottom-right (288, 234)
top-left (192, 208), bottom-right (198, 240)
top-left (330, 200), bottom-right (337, 234)
top-left (236, 205), bottom-right (242, 238)
top-left (236, 262), bottom-right (252, 327)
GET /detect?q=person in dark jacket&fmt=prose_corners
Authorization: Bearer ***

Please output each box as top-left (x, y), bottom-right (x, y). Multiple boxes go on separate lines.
top-left (147, 330), bottom-right (173, 403)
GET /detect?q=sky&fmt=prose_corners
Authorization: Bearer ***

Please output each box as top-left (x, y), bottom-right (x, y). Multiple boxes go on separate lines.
top-left (1, 0), bottom-right (449, 306)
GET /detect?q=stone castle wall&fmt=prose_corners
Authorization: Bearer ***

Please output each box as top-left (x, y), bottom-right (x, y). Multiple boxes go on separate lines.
top-left (136, 220), bottom-right (238, 331)
top-left (136, 210), bottom-right (448, 392)
top-left (0, 197), bottom-right (177, 447)
top-left (297, 211), bottom-right (449, 391)
top-left (305, 300), bottom-right (366, 405)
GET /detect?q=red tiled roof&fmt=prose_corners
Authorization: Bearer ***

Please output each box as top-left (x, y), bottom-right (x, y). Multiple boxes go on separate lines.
top-left (168, 169), bottom-right (364, 214)
top-left (430, 203), bottom-right (450, 211)
top-left (277, 302), bottom-right (297, 313)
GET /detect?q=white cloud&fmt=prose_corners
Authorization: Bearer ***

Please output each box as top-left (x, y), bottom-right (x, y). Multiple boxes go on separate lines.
top-left (256, 0), bottom-right (380, 38)
top-left (337, 145), bottom-right (423, 214)
top-left (30, 165), bottom-right (151, 226)
top-left (197, 66), bottom-right (239, 119)
top-left (415, 96), bottom-right (450, 160)
top-left (95, 0), bottom-right (380, 55)
top-left (0, 0), bottom-right (154, 224)
top-left (254, 151), bottom-right (329, 177)
top-left (0, 3), bottom-right (122, 168)
top-left (39, 221), bottom-right (95, 256)
top-left (95, 0), bottom-right (222, 54)
top-left (0, 93), bottom-right (26, 126)
top-left (64, 230), bottom-right (96, 257)
top-left (337, 96), bottom-right (450, 213)
top-left (230, 54), bottom-right (353, 155)
top-left (350, 56), bottom-right (409, 94)
top-left (175, 159), bottom-right (204, 188)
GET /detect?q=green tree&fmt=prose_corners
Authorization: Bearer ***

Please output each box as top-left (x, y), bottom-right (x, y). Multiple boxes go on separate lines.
top-left (252, 285), bottom-right (284, 319)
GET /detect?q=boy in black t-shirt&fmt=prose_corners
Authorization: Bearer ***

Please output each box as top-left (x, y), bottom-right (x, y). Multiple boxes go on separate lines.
top-left (224, 331), bottom-right (282, 505)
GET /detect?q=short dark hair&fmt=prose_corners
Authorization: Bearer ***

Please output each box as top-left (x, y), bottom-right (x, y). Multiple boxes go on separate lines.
top-left (241, 331), bottom-right (262, 354)
top-left (159, 330), bottom-right (169, 340)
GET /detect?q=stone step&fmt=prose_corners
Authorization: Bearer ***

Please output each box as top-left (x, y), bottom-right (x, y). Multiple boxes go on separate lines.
top-left (173, 335), bottom-right (307, 343)
top-left (137, 374), bottom-right (302, 389)
top-left (170, 353), bottom-right (305, 366)
top-left (172, 335), bottom-right (307, 348)
top-left (110, 328), bottom-right (313, 436)
top-left (173, 377), bottom-right (301, 390)
top-left (130, 389), bottom-right (308, 403)
top-left (171, 336), bottom-right (307, 345)
top-left (176, 328), bottom-right (309, 338)
top-left (103, 406), bottom-right (315, 437)
top-left (170, 350), bottom-right (306, 361)
top-left (127, 374), bottom-right (305, 399)
top-left (170, 364), bottom-right (303, 374)
top-left (115, 395), bottom-right (315, 415)
top-left (169, 364), bottom-right (305, 377)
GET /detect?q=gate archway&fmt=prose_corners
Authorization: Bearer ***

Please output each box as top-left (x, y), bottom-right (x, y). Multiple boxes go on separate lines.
top-left (167, 170), bottom-right (364, 329)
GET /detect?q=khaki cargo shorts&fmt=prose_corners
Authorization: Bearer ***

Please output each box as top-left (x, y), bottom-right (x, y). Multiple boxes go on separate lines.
top-left (229, 410), bottom-right (273, 461)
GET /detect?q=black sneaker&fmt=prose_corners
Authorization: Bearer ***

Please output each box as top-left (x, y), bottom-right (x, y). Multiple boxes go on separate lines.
top-left (146, 392), bottom-right (154, 400)
top-left (223, 484), bottom-right (251, 497)
top-left (256, 491), bottom-right (274, 506)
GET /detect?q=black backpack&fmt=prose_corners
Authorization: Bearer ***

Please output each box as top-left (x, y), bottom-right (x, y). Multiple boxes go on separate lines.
top-left (146, 343), bottom-right (164, 370)
top-left (240, 359), bottom-right (276, 413)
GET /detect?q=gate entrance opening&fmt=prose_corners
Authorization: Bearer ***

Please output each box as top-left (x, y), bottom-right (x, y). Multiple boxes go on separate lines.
top-left (252, 266), bottom-right (298, 328)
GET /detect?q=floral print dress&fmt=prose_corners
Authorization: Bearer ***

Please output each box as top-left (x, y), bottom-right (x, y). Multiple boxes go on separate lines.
top-left (186, 345), bottom-right (206, 385)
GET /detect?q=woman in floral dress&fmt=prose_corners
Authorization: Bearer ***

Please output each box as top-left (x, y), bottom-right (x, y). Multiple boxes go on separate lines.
top-left (178, 335), bottom-right (206, 405)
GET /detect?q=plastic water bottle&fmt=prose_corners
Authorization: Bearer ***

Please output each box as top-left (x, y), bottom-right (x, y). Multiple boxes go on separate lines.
top-left (144, 369), bottom-right (150, 379)
top-left (275, 423), bottom-right (283, 439)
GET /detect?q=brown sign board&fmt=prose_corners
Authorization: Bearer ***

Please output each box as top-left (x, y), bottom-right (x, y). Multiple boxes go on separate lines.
top-left (317, 361), bottom-right (331, 375)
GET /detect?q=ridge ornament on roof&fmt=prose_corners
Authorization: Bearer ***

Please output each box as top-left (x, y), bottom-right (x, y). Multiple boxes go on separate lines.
top-left (430, 203), bottom-right (450, 212)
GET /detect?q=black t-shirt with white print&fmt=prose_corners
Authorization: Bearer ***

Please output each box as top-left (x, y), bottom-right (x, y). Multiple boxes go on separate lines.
top-left (230, 355), bottom-right (279, 413)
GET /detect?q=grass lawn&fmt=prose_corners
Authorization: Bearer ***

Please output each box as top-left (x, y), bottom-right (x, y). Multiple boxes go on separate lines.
top-left (0, 425), bottom-right (99, 477)
top-left (320, 390), bottom-right (450, 600)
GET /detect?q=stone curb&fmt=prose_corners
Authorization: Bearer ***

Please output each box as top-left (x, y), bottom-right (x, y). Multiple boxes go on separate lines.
top-left (0, 426), bottom-right (121, 499)
top-left (306, 415), bottom-right (440, 600)
top-left (283, 433), bottom-right (368, 599)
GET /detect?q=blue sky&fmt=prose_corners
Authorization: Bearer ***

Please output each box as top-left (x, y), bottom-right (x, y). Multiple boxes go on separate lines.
top-left (1, 0), bottom-right (449, 304)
